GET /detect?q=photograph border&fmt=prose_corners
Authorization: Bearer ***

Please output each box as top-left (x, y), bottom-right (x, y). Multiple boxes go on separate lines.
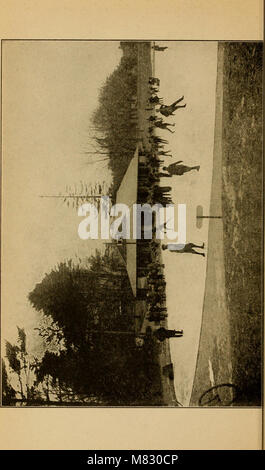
top-left (0, 37), bottom-right (263, 412)
top-left (0, 0), bottom-right (263, 451)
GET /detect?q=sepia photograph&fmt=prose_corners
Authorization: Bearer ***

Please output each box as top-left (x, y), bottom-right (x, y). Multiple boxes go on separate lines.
top-left (1, 39), bottom-right (263, 408)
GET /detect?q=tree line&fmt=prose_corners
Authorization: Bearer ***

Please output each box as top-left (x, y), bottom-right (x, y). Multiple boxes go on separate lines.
top-left (3, 251), bottom-right (162, 406)
top-left (91, 42), bottom-right (138, 197)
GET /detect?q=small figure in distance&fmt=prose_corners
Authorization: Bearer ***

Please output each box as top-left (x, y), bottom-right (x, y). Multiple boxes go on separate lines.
top-left (153, 45), bottom-right (168, 51)
top-left (149, 95), bottom-right (163, 104)
top-left (149, 86), bottom-right (159, 93)
top-left (154, 120), bottom-right (175, 133)
top-left (149, 77), bottom-right (160, 86)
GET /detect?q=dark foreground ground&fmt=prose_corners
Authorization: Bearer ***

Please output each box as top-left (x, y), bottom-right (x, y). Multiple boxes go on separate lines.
top-left (222, 42), bottom-right (263, 405)
top-left (190, 42), bottom-right (262, 407)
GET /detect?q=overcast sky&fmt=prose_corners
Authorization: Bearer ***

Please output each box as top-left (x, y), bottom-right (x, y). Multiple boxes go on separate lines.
top-left (2, 41), bottom-right (122, 353)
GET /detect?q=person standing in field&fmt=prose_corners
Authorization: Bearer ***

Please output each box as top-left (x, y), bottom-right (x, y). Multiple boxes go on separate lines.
top-left (158, 149), bottom-right (172, 157)
top-left (153, 45), bottom-right (168, 51)
top-left (149, 77), bottom-right (160, 86)
top-left (162, 242), bottom-right (205, 257)
top-left (158, 97), bottom-right (186, 116)
top-left (162, 160), bottom-right (200, 176)
top-left (153, 327), bottom-right (183, 342)
top-left (154, 120), bottom-right (175, 133)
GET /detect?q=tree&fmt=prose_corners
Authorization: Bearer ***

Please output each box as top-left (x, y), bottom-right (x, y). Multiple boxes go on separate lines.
top-left (4, 328), bottom-right (42, 404)
top-left (2, 359), bottom-right (16, 405)
top-left (40, 180), bottom-right (111, 211)
top-left (3, 328), bottom-right (80, 406)
top-left (27, 252), bottom-right (155, 404)
top-left (34, 315), bottom-right (65, 352)
top-left (5, 340), bottom-right (25, 399)
top-left (28, 261), bottom-right (95, 347)
top-left (91, 44), bottom-right (138, 196)
top-left (28, 256), bottom-right (134, 349)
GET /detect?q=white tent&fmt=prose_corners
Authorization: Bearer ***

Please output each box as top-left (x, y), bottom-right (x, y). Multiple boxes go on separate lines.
top-left (115, 146), bottom-right (139, 297)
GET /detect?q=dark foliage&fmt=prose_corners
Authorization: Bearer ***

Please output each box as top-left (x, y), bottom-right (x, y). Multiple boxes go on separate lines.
top-left (27, 250), bottom-right (162, 404)
top-left (92, 43), bottom-right (138, 196)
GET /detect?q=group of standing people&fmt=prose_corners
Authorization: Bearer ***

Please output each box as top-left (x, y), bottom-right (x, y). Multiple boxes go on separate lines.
top-left (137, 45), bottom-right (206, 345)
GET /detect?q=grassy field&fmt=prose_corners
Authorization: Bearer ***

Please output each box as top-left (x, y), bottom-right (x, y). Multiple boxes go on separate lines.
top-left (222, 42), bottom-right (263, 405)
top-left (117, 41), bottom-right (263, 406)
